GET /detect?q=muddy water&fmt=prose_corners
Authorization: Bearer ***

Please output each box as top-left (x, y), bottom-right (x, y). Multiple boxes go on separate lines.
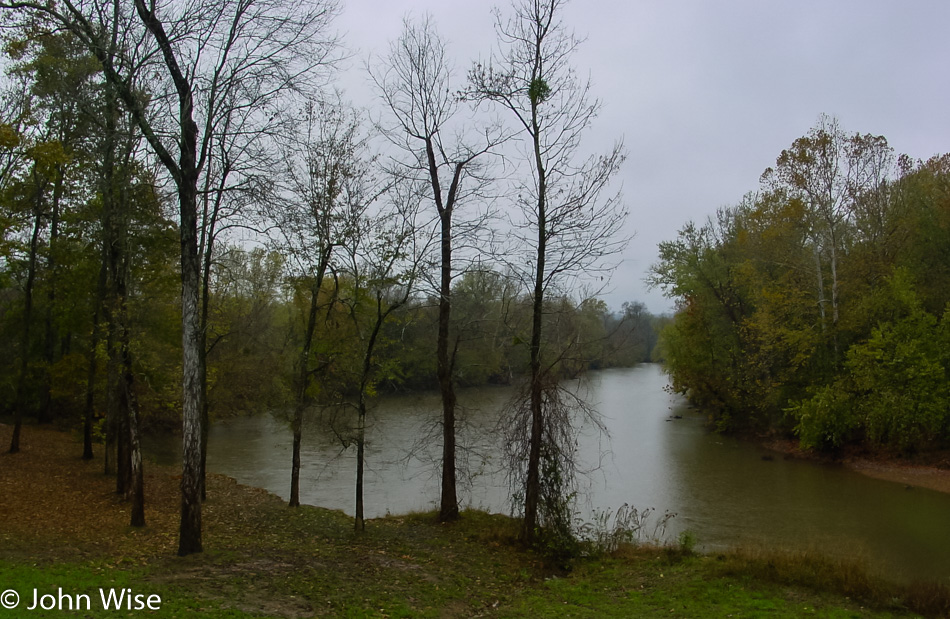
top-left (146, 365), bottom-right (950, 583)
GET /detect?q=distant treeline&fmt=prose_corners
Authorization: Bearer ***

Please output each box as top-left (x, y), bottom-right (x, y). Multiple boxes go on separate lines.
top-left (0, 240), bottom-right (663, 429)
top-left (652, 116), bottom-right (950, 455)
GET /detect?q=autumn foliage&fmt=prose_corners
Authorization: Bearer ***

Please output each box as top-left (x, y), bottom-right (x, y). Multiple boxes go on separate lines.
top-left (652, 117), bottom-right (950, 454)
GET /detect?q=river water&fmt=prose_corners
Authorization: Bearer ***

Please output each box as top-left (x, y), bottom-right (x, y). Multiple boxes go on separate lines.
top-left (147, 364), bottom-right (950, 583)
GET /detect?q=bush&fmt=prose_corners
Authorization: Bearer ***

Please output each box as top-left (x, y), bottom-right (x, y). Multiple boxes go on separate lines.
top-left (576, 504), bottom-right (676, 557)
top-left (847, 309), bottom-right (949, 451)
top-left (789, 384), bottom-right (857, 452)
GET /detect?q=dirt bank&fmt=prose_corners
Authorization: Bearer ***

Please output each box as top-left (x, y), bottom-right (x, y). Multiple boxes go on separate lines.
top-left (765, 438), bottom-right (950, 495)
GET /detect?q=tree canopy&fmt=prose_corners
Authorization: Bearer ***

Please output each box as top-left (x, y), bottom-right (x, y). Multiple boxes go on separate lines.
top-left (652, 117), bottom-right (950, 455)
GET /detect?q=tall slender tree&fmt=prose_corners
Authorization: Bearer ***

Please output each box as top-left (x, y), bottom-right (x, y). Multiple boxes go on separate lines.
top-left (8, 157), bottom-right (50, 454)
top-left (277, 98), bottom-right (374, 508)
top-left (335, 186), bottom-right (424, 532)
top-left (371, 16), bottom-right (503, 522)
top-left (468, 0), bottom-right (627, 543)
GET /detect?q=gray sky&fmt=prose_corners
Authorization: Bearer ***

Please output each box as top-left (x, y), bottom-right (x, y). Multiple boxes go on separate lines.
top-left (335, 0), bottom-right (950, 313)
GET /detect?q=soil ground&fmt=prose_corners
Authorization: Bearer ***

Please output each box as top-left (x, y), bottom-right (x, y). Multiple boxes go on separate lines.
top-left (764, 438), bottom-right (950, 495)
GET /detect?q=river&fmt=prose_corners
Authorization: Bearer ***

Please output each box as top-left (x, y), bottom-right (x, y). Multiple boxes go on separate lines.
top-left (146, 364), bottom-right (950, 583)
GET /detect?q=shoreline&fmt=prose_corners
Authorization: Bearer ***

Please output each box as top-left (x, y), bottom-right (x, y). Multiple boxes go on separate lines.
top-left (764, 437), bottom-right (950, 495)
top-left (9, 419), bottom-right (950, 497)
top-left (4, 423), bottom-right (950, 617)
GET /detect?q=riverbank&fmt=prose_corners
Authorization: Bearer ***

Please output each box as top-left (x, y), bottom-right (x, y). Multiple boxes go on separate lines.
top-left (1, 423), bottom-right (947, 617)
top-left (764, 438), bottom-right (950, 495)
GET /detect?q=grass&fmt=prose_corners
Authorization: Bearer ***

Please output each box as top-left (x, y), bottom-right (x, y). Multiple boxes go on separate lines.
top-left (1, 424), bottom-right (947, 617)
top-left (713, 546), bottom-right (950, 618)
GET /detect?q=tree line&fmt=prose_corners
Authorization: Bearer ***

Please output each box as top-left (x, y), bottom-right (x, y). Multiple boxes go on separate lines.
top-left (0, 0), bottom-right (653, 557)
top-left (652, 115), bottom-right (950, 456)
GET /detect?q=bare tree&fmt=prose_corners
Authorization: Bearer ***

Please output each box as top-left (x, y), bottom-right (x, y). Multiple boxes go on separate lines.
top-left (276, 98), bottom-right (375, 508)
top-left (193, 51), bottom-right (332, 501)
top-left (467, 0), bottom-right (627, 544)
top-left (370, 15), bottom-right (504, 523)
top-left (335, 184), bottom-right (426, 532)
top-left (0, 0), bottom-right (340, 555)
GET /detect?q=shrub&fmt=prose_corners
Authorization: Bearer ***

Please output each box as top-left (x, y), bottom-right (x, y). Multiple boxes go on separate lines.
top-left (576, 504), bottom-right (676, 557)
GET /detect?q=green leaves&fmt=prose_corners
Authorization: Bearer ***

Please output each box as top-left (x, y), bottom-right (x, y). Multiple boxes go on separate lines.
top-left (788, 385), bottom-right (856, 452)
top-left (655, 120), bottom-right (950, 454)
top-left (528, 78), bottom-right (551, 105)
top-left (788, 273), bottom-right (950, 452)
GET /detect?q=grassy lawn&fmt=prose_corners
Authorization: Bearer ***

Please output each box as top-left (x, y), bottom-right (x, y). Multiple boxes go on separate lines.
top-left (0, 424), bottom-right (944, 617)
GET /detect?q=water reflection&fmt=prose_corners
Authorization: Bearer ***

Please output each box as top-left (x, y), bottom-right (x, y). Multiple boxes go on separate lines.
top-left (146, 364), bottom-right (950, 582)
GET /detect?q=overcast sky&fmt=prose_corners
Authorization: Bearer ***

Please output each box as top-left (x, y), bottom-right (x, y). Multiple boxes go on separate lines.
top-left (334, 0), bottom-right (950, 313)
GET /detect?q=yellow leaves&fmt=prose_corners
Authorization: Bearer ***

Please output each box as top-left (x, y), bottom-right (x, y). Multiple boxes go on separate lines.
top-left (28, 139), bottom-right (71, 174)
top-left (4, 37), bottom-right (29, 60)
top-left (735, 228), bottom-right (748, 246)
top-left (0, 123), bottom-right (21, 150)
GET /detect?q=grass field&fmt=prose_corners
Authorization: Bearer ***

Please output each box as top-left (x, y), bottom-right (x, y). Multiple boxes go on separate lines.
top-left (1, 424), bottom-right (946, 617)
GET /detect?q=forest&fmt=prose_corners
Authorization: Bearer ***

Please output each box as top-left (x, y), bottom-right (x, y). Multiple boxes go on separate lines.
top-left (0, 0), bottom-right (665, 556)
top-left (652, 115), bottom-right (950, 456)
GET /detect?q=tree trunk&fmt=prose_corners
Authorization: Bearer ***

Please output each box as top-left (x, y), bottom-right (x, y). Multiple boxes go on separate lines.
top-left (289, 240), bottom-right (332, 507)
top-left (113, 307), bottom-right (130, 496)
top-left (103, 298), bottom-right (116, 474)
top-left (424, 140), bottom-right (466, 525)
top-left (437, 208), bottom-right (459, 522)
top-left (354, 292), bottom-right (388, 533)
top-left (122, 321), bottom-right (145, 527)
top-left (133, 0), bottom-right (204, 555)
top-left (39, 170), bottom-right (64, 425)
top-left (115, 384), bottom-right (130, 494)
top-left (289, 417), bottom-right (303, 507)
top-left (828, 235), bottom-right (840, 363)
top-left (523, 291), bottom-right (544, 543)
top-left (813, 242), bottom-right (826, 331)
top-left (101, 83), bottom-right (118, 477)
top-left (114, 142), bottom-right (143, 522)
top-left (178, 169), bottom-right (204, 556)
top-left (198, 228), bottom-right (212, 502)
top-left (355, 401), bottom-right (366, 532)
top-left (101, 84), bottom-right (134, 495)
top-left (129, 408), bottom-right (145, 526)
top-left (197, 166), bottom-right (228, 502)
top-left (81, 260), bottom-right (108, 460)
top-left (290, 284), bottom-right (320, 508)
top-left (9, 181), bottom-right (44, 454)
top-left (522, 103), bottom-right (547, 545)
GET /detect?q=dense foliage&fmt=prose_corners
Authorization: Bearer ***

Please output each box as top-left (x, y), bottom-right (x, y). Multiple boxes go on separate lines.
top-left (0, 34), bottom-right (658, 436)
top-left (0, 235), bottom-right (660, 419)
top-left (652, 116), bottom-right (950, 454)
